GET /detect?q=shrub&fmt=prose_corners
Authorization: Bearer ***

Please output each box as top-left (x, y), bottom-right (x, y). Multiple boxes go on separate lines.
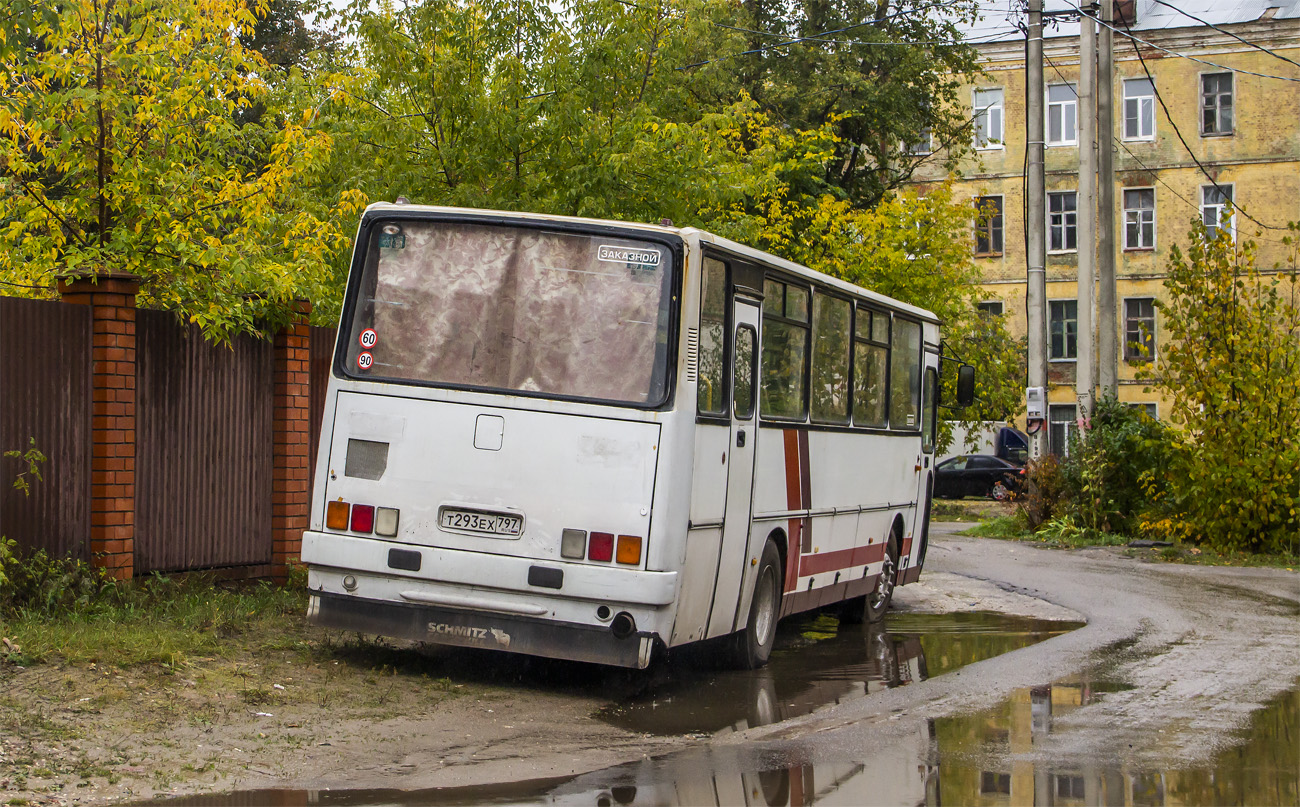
top-left (1150, 221), bottom-right (1300, 555)
top-left (1016, 453), bottom-right (1064, 531)
top-left (1057, 396), bottom-right (1173, 536)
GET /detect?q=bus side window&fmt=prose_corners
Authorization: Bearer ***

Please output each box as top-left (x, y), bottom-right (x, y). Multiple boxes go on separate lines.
top-left (760, 278), bottom-right (809, 419)
top-left (811, 292), bottom-right (851, 425)
top-left (890, 318), bottom-right (923, 430)
top-left (698, 257), bottom-right (728, 416)
top-left (853, 307), bottom-right (889, 427)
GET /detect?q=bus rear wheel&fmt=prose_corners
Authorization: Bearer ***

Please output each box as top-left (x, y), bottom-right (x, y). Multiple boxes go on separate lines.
top-left (864, 532), bottom-right (901, 624)
top-left (732, 540), bottom-right (783, 669)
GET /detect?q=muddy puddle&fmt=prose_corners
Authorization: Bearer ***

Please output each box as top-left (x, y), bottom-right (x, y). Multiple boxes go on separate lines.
top-left (140, 680), bottom-right (1299, 806)
top-left (599, 610), bottom-right (1081, 736)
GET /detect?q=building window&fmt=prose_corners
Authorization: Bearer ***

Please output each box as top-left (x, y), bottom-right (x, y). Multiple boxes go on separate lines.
top-left (1049, 299), bottom-right (1078, 360)
top-left (1202, 184), bottom-right (1234, 239)
top-left (1201, 72), bottom-right (1233, 135)
top-left (1123, 77), bottom-right (1155, 140)
top-left (1123, 188), bottom-right (1155, 250)
top-left (1127, 402), bottom-right (1158, 419)
top-left (974, 88), bottom-right (1003, 149)
top-left (1124, 297), bottom-right (1156, 361)
top-left (905, 127), bottom-right (932, 155)
top-left (974, 196), bottom-right (1004, 256)
top-left (1048, 191), bottom-right (1078, 252)
top-left (977, 300), bottom-right (1004, 316)
top-left (1047, 84), bottom-right (1078, 145)
top-left (980, 772), bottom-right (1012, 796)
top-left (1049, 404), bottom-right (1077, 457)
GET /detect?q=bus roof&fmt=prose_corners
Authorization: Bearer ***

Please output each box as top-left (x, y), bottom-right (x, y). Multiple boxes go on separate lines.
top-left (362, 202), bottom-right (941, 326)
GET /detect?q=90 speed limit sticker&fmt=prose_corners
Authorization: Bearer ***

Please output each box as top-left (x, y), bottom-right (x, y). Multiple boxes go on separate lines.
top-left (359, 328), bottom-right (378, 349)
top-left (356, 352), bottom-right (374, 370)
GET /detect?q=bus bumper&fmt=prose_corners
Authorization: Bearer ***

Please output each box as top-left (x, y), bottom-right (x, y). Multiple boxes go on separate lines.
top-left (308, 590), bottom-right (656, 668)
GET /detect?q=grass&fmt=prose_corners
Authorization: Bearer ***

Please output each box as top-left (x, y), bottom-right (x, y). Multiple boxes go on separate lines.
top-left (963, 514), bottom-right (1300, 570)
top-left (0, 574), bottom-right (310, 668)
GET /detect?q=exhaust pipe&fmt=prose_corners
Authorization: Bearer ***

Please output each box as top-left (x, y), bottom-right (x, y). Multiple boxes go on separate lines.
top-left (610, 611), bottom-right (636, 640)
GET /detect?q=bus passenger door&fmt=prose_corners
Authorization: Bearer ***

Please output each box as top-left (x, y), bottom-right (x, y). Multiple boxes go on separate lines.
top-left (706, 298), bottom-right (760, 639)
top-left (905, 354), bottom-right (940, 583)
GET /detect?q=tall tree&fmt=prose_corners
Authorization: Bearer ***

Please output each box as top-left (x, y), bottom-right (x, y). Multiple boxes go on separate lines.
top-left (730, 0), bottom-right (983, 206)
top-left (0, 0), bottom-right (363, 340)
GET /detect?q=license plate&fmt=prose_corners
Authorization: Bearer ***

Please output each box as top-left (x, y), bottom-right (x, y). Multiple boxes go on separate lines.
top-left (439, 507), bottom-right (524, 537)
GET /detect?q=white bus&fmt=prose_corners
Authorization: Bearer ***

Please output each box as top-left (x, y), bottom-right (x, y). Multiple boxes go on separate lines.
top-left (303, 204), bottom-right (970, 669)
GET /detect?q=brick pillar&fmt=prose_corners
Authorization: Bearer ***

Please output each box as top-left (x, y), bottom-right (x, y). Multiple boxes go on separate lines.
top-left (58, 273), bottom-right (140, 580)
top-left (272, 301), bottom-right (312, 582)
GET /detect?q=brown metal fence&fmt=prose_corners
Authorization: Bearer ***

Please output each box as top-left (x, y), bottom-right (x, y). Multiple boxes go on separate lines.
top-left (134, 310), bottom-right (274, 573)
top-left (0, 297), bottom-right (92, 560)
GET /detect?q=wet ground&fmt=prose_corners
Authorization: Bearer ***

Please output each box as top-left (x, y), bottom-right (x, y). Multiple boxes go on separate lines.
top-left (134, 682), bottom-right (1299, 806)
top-left (599, 611), bottom-right (1081, 737)
top-left (122, 530), bottom-right (1300, 806)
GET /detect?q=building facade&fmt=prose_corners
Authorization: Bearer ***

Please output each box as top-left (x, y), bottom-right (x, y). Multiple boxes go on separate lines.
top-left (912, 1), bottom-right (1300, 454)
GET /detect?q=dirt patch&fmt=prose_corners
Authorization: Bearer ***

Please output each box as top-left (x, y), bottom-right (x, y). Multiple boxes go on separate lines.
top-left (0, 634), bottom-right (691, 806)
top-left (892, 571), bottom-right (1083, 623)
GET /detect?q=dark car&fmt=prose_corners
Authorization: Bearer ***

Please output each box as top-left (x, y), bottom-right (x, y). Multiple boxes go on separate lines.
top-left (934, 454), bottom-right (1025, 500)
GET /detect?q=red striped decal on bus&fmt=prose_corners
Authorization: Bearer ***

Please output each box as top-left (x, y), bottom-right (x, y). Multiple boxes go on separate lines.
top-left (901, 535), bottom-right (913, 560)
top-left (798, 542), bottom-right (886, 577)
top-left (782, 429), bottom-right (802, 592)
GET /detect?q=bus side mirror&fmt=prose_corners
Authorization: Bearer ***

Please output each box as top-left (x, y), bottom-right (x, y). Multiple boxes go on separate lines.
top-left (956, 365), bottom-right (976, 408)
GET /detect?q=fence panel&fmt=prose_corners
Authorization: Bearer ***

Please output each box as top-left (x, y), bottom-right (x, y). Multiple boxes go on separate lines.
top-left (308, 326), bottom-right (337, 479)
top-left (135, 311), bottom-right (274, 573)
top-left (0, 297), bottom-right (92, 560)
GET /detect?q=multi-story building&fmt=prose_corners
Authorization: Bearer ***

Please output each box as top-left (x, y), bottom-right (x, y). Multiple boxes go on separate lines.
top-left (912, 1), bottom-right (1300, 454)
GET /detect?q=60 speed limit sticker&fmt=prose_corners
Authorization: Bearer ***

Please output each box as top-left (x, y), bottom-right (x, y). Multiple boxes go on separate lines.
top-left (356, 352), bottom-right (374, 370)
top-left (359, 328), bottom-right (378, 349)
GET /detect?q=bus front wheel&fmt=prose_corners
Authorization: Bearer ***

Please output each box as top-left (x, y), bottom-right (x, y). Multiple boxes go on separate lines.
top-left (732, 540), bottom-right (783, 669)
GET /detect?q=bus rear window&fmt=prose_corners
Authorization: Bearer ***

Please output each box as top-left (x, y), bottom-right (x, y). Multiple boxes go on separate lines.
top-left (343, 220), bottom-right (675, 406)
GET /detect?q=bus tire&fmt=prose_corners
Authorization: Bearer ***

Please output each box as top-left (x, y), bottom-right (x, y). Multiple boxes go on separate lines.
top-left (864, 531), bottom-right (901, 624)
top-left (732, 540), bottom-right (783, 670)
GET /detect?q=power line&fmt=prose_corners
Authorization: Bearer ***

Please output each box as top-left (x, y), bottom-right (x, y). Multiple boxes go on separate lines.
top-left (1146, 0), bottom-right (1300, 72)
top-left (677, 1), bottom-right (989, 70)
top-left (1056, 0), bottom-right (1300, 84)
top-left (1116, 15), bottom-right (1290, 232)
top-left (1045, 50), bottom-right (1289, 233)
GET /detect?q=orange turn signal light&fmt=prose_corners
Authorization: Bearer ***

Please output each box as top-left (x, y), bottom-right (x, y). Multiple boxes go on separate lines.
top-left (616, 535), bottom-right (642, 565)
top-left (326, 500), bottom-right (350, 530)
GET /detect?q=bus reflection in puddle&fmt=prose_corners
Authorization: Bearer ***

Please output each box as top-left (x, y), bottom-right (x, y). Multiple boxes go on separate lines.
top-left (600, 610), bottom-right (1078, 737)
top-left (133, 683), bottom-right (1297, 806)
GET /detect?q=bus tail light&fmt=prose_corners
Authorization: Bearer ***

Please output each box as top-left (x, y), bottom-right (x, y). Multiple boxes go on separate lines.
top-left (588, 532), bottom-right (614, 562)
top-left (561, 529), bottom-right (587, 559)
top-left (351, 504), bottom-right (375, 534)
top-left (326, 500), bottom-right (350, 530)
top-left (375, 507), bottom-right (400, 537)
top-left (616, 536), bottom-right (642, 565)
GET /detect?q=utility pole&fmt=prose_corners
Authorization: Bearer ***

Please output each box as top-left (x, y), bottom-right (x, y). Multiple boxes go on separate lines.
top-left (1077, 3), bottom-right (1097, 419)
top-left (1097, 0), bottom-right (1118, 397)
top-left (1027, 0), bottom-right (1048, 460)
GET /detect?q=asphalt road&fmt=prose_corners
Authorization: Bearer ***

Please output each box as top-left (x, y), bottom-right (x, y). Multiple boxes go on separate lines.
top-left (546, 526), bottom-right (1300, 805)
top-left (744, 525), bottom-right (1299, 756)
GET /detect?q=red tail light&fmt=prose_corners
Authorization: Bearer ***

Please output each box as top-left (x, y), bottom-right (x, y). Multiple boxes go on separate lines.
top-left (588, 532), bottom-right (614, 562)
top-left (351, 504), bottom-right (375, 533)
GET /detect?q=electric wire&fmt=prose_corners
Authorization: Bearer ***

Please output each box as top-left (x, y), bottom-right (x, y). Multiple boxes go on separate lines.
top-left (1116, 14), bottom-right (1290, 232)
top-left (1055, 0), bottom-right (1300, 84)
top-left (1145, 0), bottom-right (1300, 72)
top-left (1042, 52), bottom-right (1289, 237)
